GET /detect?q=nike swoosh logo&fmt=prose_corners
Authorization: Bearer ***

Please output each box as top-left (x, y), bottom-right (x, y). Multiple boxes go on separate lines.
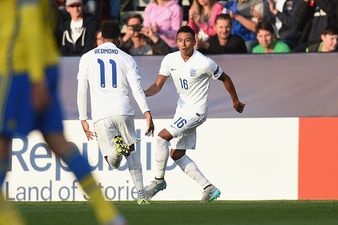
top-left (170, 68), bottom-right (176, 71)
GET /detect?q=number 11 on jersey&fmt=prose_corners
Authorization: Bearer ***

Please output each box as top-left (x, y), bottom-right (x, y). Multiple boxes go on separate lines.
top-left (97, 58), bottom-right (117, 88)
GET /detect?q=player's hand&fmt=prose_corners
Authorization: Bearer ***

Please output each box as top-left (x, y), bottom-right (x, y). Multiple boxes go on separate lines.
top-left (145, 119), bottom-right (155, 137)
top-left (31, 81), bottom-right (50, 112)
top-left (81, 120), bottom-right (95, 140)
top-left (144, 111), bottom-right (155, 136)
top-left (233, 101), bottom-right (245, 113)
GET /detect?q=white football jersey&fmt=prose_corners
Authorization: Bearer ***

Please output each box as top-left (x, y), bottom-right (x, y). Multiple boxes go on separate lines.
top-left (77, 42), bottom-right (149, 122)
top-left (159, 50), bottom-right (223, 114)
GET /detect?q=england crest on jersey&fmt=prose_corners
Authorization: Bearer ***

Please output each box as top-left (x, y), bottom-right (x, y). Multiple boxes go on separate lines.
top-left (190, 69), bottom-right (196, 76)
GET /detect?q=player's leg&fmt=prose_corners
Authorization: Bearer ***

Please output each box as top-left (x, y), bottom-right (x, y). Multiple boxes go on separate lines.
top-left (0, 192), bottom-right (25, 225)
top-left (155, 129), bottom-right (172, 179)
top-left (143, 129), bottom-right (171, 199)
top-left (0, 138), bottom-right (25, 225)
top-left (44, 133), bottom-right (124, 224)
top-left (94, 119), bottom-right (123, 169)
top-left (124, 145), bottom-right (148, 204)
top-left (0, 137), bottom-right (10, 187)
top-left (171, 148), bottom-right (220, 202)
top-left (95, 116), bottom-right (147, 204)
top-left (169, 112), bottom-right (221, 202)
top-left (170, 129), bottom-right (212, 188)
top-left (114, 116), bottom-right (148, 204)
top-left (144, 110), bottom-right (203, 199)
top-left (39, 67), bottom-right (125, 225)
top-left (0, 75), bottom-right (32, 225)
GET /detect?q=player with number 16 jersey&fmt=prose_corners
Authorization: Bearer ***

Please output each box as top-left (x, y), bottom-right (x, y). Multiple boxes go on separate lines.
top-left (143, 25), bottom-right (245, 202)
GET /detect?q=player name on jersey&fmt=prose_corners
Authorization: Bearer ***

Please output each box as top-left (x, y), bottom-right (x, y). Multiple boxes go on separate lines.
top-left (94, 48), bottom-right (118, 54)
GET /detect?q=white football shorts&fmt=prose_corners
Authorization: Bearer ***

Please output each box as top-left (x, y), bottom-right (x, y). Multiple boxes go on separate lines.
top-left (166, 109), bottom-right (207, 150)
top-left (93, 115), bottom-right (138, 156)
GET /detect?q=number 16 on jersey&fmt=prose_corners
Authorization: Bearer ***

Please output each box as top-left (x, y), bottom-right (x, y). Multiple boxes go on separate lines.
top-left (173, 117), bottom-right (187, 129)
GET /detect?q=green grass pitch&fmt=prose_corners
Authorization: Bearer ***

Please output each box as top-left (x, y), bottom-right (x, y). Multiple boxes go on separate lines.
top-left (15, 200), bottom-right (338, 225)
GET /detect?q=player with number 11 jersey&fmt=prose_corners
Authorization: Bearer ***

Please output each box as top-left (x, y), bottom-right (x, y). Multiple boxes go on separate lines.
top-left (77, 21), bottom-right (153, 205)
top-left (77, 42), bottom-right (149, 122)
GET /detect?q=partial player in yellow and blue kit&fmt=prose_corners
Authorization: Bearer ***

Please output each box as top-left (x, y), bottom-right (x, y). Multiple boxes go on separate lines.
top-left (0, 1), bottom-right (125, 225)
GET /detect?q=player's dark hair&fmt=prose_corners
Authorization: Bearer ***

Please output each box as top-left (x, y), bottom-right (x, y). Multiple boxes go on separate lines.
top-left (177, 25), bottom-right (195, 39)
top-left (101, 20), bottom-right (120, 39)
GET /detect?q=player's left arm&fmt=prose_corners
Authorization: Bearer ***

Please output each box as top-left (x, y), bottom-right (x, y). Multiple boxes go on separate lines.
top-left (77, 56), bottom-right (94, 140)
top-left (20, 2), bottom-right (50, 112)
top-left (218, 73), bottom-right (245, 113)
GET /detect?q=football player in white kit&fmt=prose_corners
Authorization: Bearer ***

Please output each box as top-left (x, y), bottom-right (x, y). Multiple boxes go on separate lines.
top-left (144, 25), bottom-right (245, 202)
top-left (77, 21), bottom-right (154, 204)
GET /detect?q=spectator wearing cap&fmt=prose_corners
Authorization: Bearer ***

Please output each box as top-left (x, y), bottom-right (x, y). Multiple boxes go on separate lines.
top-left (57, 0), bottom-right (99, 56)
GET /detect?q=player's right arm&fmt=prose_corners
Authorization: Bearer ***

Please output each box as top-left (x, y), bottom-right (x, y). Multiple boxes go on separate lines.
top-left (77, 55), bottom-right (94, 140)
top-left (218, 73), bottom-right (245, 113)
top-left (144, 111), bottom-right (155, 136)
top-left (145, 54), bottom-right (171, 97)
top-left (144, 75), bottom-right (168, 97)
top-left (125, 57), bottom-right (155, 136)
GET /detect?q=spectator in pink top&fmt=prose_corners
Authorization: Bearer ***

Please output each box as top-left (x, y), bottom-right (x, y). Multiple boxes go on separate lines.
top-left (188, 0), bottom-right (224, 40)
top-left (143, 0), bottom-right (183, 49)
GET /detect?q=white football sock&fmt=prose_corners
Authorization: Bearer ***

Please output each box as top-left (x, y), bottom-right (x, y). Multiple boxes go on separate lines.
top-left (126, 151), bottom-right (144, 192)
top-left (106, 152), bottom-right (122, 169)
top-left (175, 155), bottom-right (210, 188)
top-left (155, 136), bottom-right (169, 179)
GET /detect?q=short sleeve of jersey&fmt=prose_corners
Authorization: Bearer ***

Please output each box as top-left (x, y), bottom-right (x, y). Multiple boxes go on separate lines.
top-left (158, 54), bottom-right (171, 77)
top-left (206, 57), bottom-right (223, 80)
top-left (77, 53), bottom-right (90, 80)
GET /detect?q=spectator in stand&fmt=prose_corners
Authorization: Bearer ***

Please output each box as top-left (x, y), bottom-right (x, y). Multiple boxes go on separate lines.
top-left (109, 0), bottom-right (121, 22)
top-left (228, 0), bottom-right (268, 52)
top-left (306, 25), bottom-right (338, 52)
top-left (197, 14), bottom-right (247, 54)
top-left (252, 21), bottom-right (290, 53)
top-left (188, 0), bottom-right (223, 41)
top-left (267, 0), bottom-right (313, 49)
top-left (57, 0), bottom-right (99, 56)
top-left (120, 14), bottom-right (172, 55)
top-left (143, 0), bottom-right (183, 50)
top-left (299, 0), bottom-right (337, 47)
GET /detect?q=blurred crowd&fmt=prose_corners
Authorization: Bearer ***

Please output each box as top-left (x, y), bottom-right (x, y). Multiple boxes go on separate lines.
top-left (54, 0), bottom-right (338, 56)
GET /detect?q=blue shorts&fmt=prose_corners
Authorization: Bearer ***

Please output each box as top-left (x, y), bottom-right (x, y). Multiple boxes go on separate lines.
top-left (0, 66), bottom-right (64, 138)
